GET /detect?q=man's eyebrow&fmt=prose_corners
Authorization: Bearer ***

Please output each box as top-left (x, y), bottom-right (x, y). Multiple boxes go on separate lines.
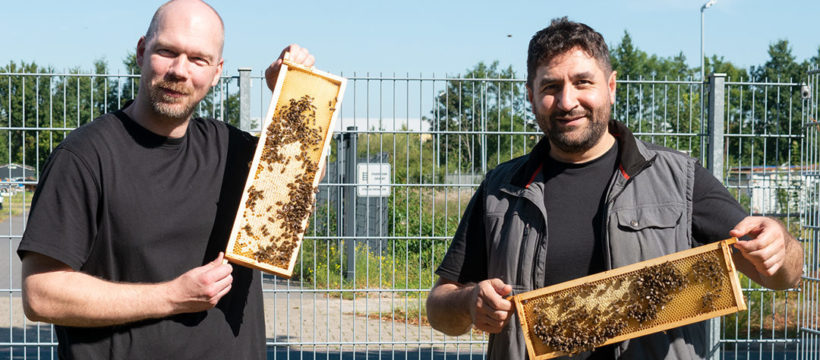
top-left (538, 76), bottom-right (560, 85)
top-left (538, 71), bottom-right (596, 85)
top-left (571, 71), bottom-right (595, 79)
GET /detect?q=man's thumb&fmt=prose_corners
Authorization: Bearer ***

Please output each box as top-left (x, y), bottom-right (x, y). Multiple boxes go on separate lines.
top-left (211, 252), bottom-right (225, 265)
top-left (490, 278), bottom-right (512, 296)
top-left (730, 218), bottom-right (756, 237)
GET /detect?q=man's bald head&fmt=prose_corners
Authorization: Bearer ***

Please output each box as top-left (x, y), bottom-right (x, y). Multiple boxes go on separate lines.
top-left (144, 0), bottom-right (225, 57)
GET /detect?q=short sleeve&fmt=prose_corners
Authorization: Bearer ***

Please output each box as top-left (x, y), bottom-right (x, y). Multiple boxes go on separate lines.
top-left (18, 148), bottom-right (100, 269)
top-left (435, 182), bottom-right (488, 284)
top-left (692, 165), bottom-right (747, 245)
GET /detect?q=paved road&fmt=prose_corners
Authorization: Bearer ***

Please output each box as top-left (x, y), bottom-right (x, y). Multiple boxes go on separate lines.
top-left (0, 215), bottom-right (25, 291)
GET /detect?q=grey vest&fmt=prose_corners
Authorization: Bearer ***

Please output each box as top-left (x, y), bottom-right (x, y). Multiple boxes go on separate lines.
top-left (481, 121), bottom-right (705, 360)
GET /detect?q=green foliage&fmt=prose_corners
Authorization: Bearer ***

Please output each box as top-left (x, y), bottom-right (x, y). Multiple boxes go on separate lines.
top-left (810, 45), bottom-right (820, 69)
top-left (0, 191), bottom-right (33, 223)
top-left (358, 127), bottom-right (436, 184)
top-left (0, 57), bottom-right (241, 170)
top-left (292, 126), bottom-right (465, 294)
top-left (611, 31), bottom-right (696, 80)
top-left (610, 31), bottom-right (704, 156)
top-left (426, 61), bottom-right (535, 174)
top-left (721, 274), bottom-right (799, 345)
top-left (120, 51), bottom-right (140, 99)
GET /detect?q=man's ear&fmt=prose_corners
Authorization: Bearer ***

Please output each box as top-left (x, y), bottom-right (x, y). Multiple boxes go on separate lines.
top-left (136, 36), bottom-right (146, 67)
top-left (210, 58), bottom-right (224, 87)
top-left (526, 84), bottom-right (533, 104)
top-left (608, 70), bottom-right (617, 105)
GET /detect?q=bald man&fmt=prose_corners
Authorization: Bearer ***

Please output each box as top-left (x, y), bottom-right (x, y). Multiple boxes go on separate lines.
top-left (18, 1), bottom-right (314, 358)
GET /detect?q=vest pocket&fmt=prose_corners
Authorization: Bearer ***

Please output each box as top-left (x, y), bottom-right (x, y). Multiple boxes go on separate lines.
top-left (612, 205), bottom-right (684, 264)
top-left (615, 205), bottom-right (682, 230)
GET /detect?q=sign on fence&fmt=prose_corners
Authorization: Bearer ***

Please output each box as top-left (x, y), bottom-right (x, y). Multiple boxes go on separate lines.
top-left (356, 163), bottom-right (391, 197)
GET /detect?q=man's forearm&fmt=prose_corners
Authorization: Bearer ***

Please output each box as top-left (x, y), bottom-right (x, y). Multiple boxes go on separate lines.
top-left (23, 266), bottom-right (175, 327)
top-left (426, 280), bottom-right (474, 336)
top-left (22, 252), bottom-right (232, 327)
top-left (733, 235), bottom-right (804, 290)
top-left (761, 236), bottom-right (804, 289)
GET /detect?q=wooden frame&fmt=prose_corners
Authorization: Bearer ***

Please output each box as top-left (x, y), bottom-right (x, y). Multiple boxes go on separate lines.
top-left (513, 238), bottom-right (746, 359)
top-left (224, 59), bottom-right (346, 278)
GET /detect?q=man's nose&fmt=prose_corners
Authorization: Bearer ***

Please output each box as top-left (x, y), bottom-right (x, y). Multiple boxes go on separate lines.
top-left (556, 85), bottom-right (579, 112)
top-left (166, 55), bottom-right (190, 80)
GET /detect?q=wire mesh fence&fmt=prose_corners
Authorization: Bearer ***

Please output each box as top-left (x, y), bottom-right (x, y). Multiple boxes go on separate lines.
top-left (0, 69), bottom-right (813, 359)
top-left (800, 66), bottom-right (820, 360)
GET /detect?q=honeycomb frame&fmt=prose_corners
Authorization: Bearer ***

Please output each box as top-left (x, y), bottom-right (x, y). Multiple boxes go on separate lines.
top-left (224, 59), bottom-right (346, 278)
top-left (513, 238), bottom-right (746, 359)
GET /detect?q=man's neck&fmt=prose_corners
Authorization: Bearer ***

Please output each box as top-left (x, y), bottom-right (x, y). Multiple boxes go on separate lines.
top-left (123, 97), bottom-right (191, 139)
top-left (549, 132), bottom-right (616, 164)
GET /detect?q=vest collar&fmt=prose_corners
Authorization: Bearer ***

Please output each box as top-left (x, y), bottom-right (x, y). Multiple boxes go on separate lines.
top-left (510, 120), bottom-right (651, 188)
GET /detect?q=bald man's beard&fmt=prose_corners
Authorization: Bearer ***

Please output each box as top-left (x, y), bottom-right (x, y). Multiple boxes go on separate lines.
top-left (148, 79), bottom-right (199, 121)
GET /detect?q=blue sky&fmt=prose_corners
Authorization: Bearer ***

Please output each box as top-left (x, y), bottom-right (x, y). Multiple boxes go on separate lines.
top-left (2, 0), bottom-right (819, 78)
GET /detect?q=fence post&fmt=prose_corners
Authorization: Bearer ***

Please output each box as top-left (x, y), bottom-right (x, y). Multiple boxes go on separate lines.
top-left (343, 126), bottom-right (358, 280)
top-left (706, 72), bottom-right (726, 359)
top-left (238, 67), bottom-right (252, 132)
top-left (707, 73), bottom-right (726, 180)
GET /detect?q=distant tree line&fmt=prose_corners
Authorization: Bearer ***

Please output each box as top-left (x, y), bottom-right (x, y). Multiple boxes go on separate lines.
top-left (427, 31), bottom-right (820, 176)
top-left (2, 32), bottom-right (820, 175)
top-left (0, 52), bottom-right (239, 169)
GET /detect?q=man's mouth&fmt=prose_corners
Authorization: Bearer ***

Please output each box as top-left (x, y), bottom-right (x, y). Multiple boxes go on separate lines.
top-left (160, 87), bottom-right (188, 98)
top-left (553, 115), bottom-right (586, 126)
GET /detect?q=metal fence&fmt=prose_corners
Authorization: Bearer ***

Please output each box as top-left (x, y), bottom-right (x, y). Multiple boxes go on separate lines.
top-left (0, 68), bottom-right (814, 359)
top-left (800, 66), bottom-right (820, 360)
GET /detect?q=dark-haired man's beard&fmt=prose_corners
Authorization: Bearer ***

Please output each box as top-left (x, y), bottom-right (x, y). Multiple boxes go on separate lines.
top-left (535, 105), bottom-right (610, 154)
top-left (148, 79), bottom-right (197, 121)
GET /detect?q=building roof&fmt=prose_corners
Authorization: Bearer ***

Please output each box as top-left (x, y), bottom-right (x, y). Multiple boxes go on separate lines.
top-left (0, 164), bottom-right (36, 181)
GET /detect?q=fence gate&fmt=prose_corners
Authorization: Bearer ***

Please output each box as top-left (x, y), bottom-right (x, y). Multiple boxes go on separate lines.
top-left (801, 66), bottom-right (820, 359)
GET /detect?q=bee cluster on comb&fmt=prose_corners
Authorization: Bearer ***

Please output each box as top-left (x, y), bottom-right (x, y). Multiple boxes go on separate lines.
top-left (225, 61), bottom-right (346, 277)
top-left (514, 239), bottom-right (746, 359)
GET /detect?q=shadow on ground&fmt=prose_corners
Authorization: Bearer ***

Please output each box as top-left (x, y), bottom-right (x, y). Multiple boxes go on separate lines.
top-left (0, 327), bottom-right (805, 360)
top-left (268, 348), bottom-right (486, 360)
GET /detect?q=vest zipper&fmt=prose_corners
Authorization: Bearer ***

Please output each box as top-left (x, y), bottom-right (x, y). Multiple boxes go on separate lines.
top-left (530, 221), bottom-right (546, 288)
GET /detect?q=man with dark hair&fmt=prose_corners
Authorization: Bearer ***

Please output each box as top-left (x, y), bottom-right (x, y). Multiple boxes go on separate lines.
top-left (18, 0), bottom-right (315, 358)
top-left (427, 17), bottom-right (803, 359)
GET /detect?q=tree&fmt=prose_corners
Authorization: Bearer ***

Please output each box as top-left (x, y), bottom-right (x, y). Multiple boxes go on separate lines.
top-left (119, 51), bottom-right (141, 101)
top-left (610, 31), bottom-right (702, 153)
top-left (610, 31), bottom-right (650, 80)
top-left (752, 40), bottom-right (802, 83)
top-left (0, 61), bottom-right (57, 169)
top-left (705, 55), bottom-right (747, 80)
top-left (746, 40), bottom-right (804, 167)
top-left (0, 58), bottom-right (141, 171)
top-left (425, 61), bottom-right (532, 176)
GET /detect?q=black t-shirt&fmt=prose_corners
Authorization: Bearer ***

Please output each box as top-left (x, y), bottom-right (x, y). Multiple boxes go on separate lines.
top-left (18, 108), bottom-right (265, 359)
top-left (542, 142), bottom-right (619, 287)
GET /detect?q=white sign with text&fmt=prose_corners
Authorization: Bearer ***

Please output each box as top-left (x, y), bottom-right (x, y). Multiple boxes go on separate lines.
top-left (357, 163), bottom-right (391, 197)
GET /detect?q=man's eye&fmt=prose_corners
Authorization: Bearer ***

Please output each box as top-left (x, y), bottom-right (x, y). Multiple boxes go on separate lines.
top-left (192, 58), bottom-right (210, 66)
top-left (543, 84), bottom-right (559, 93)
top-left (156, 49), bottom-right (175, 57)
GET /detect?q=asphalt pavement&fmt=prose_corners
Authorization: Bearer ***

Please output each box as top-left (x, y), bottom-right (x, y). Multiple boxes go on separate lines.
top-left (0, 215), bottom-right (25, 291)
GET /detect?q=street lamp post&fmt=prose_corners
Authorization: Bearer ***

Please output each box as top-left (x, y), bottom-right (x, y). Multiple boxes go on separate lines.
top-left (701, 0), bottom-right (717, 81)
top-left (700, 2), bottom-right (719, 359)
